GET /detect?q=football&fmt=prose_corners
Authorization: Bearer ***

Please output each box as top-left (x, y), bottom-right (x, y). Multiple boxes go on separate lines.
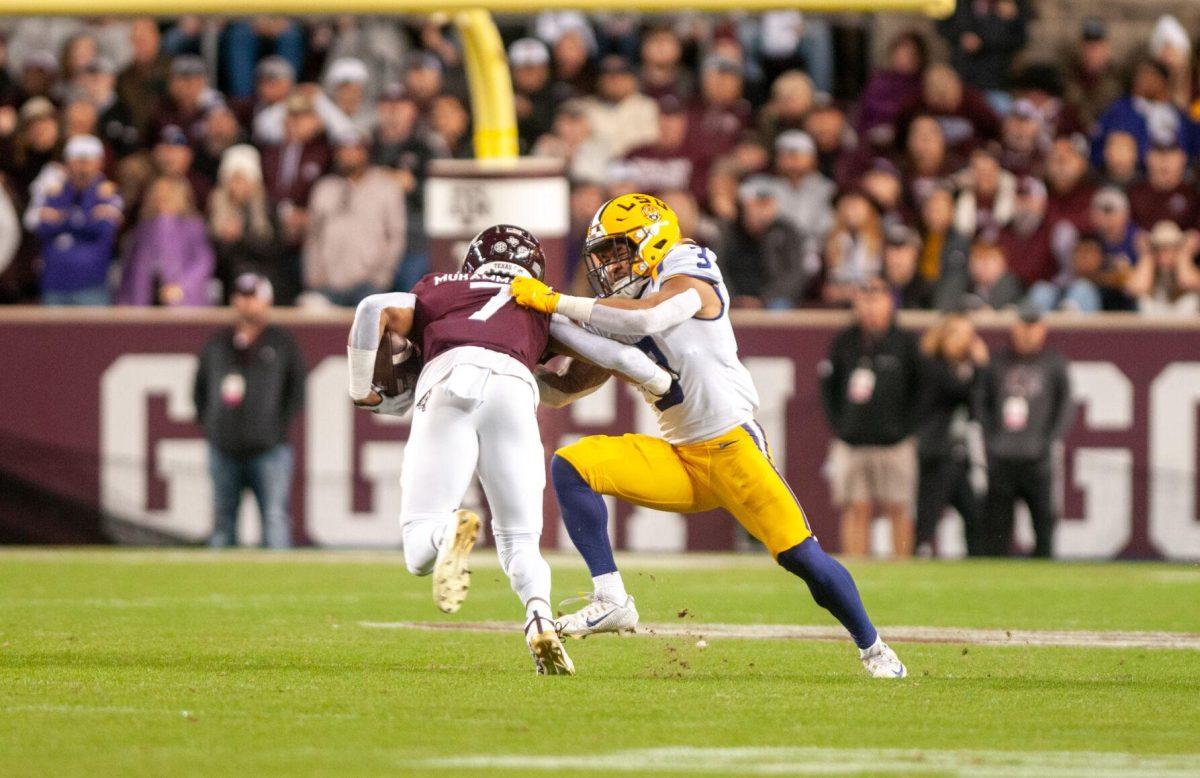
top-left (373, 330), bottom-right (421, 397)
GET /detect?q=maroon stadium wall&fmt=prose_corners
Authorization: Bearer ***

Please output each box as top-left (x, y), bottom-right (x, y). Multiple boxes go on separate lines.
top-left (1, 309), bottom-right (1198, 560)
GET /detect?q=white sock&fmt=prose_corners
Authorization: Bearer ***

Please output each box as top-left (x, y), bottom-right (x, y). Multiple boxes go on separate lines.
top-left (593, 572), bottom-right (628, 602)
top-left (400, 516), bottom-right (446, 576)
top-left (525, 597), bottom-right (552, 622)
top-left (495, 530), bottom-right (552, 611)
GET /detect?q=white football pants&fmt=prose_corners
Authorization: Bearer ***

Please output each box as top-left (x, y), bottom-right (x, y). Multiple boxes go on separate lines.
top-left (399, 361), bottom-right (550, 610)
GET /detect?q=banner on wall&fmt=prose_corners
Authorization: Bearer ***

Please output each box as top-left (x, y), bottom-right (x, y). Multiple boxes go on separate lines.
top-left (0, 312), bottom-right (1197, 559)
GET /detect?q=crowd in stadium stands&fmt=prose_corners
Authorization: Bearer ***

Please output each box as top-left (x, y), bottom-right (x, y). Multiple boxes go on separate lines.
top-left (1, 7), bottom-right (1200, 316)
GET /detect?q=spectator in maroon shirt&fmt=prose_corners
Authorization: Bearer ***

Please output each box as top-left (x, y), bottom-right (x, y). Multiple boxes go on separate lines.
top-left (1044, 133), bottom-right (1098, 247)
top-left (229, 56), bottom-right (293, 141)
top-left (953, 143), bottom-right (1016, 240)
top-left (998, 176), bottom-right (1056, 287)
top-left (621, 96), bottom-right (703, 202)
top-left (1128, 132), bottom-right (1199, 232)
top-left (685, 54), bottom-right (752, 163)
top-left (639, 25), bottom-right (694, 102)
top-left (895, 64), bottom-right (1001, 162)
top-left (999, 99), bottom-right (1045, 178)
top-left (150, 55), bottom-right (218, 146)
top-left (260, 94), bottom-right (330, 242)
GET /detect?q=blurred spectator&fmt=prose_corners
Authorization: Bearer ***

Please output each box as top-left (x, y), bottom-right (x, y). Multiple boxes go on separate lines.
top-left (639, 25), bottom-right (693, 101)
top-left (895, 64), bottom-right (1001, 161)
top-left (882, 225), bottom-right (933, 309)
top-left (150, 54), bottom-right (218, 145)
top-left (935, 239), bottom-right (1019, 311)
top-left (771, 130), bottom-right (835, 252)
top-left (997, 176), bottom-right (1055, 288)
top-left (33, 134), bottom-right (122, 305)
top-left (1043, 133), bottom-right (1098, 240)
top-left (209, 144), bottom-right (280, 299)
top-left (17, 50), bottom-right (59, 103)
top-left (820, 278), bottom-right (921, 557)
top-left (509, 38), bottom-right (557, 149)
top-left (1128, 133), bottom-right (1198, 231)
top-left (401, 50), bottom-right (445, 117)
top-left (720, 176), bottom-right (815, 309)
top-left (1092, 58), bottom-right (1199, 169)
top-left (371, 83), bottom-right (444, 292)
top-left (756, 70), bottom-right (813, 148)
top-left (303, 131), bottom-right (404, 306)
top-left (953, 143), bottom-right (1015, 238)
top-left (532, 100), bottom-right (608, 183)
top-left (1085, 186), bottom-right (1139, 310)
top-left (78, 56), bottom-right (139, 157)
top-left (860, 158), bottom-right (907, 226)
top-left (1063, 17), bottom-right (1123, 130)
top-left (1149, 15), bottom-right (1192, 110)
top-left (428, 94), bottom-right (471, 159)
top-left (857, 31), bottom-right (927, 151)
top-left (235, 56), bottom-right (294, 141)
top-left (936, 0), bottom-right (1030, 104)
top-left (620, 96), bottom-right (700, 202)
top-left (998, 98), bottom-right (1044, 177)
top-left (194, 102), bottom-right (245, 187)
top-left (977, 304), bottom-right (1072, 558)
top-left (688, 54), bottom-right (752, 162)
top-left (916, 311), bottom-right (988, 556)
top-left (578, 55), bottom-right (658, 159)
top-left (0, 175), bottom-right (20, 286)
top-left (804, 100), bottom-right (852, 182)
top-left (899, 114), bottom-right (955, 207)
top-left (261, 93), bottom-right (329, 220)
top-left (221, 18), bottom-right (305, 100)
top-left (741, 11), bottom-right (834, 95)
top-left (193, 272), bottom-right (305, 549)
top-left (324, 57), bottom-right (374, 134)
top-left (3, 97), bottom-right (60, 194)
top-left (117, 175), bottom-right (214, 306)
top-left (151, 124), bottom-right (211, 211)
top-left (549, 26), bottom-right (595, 97)
top-left (918, 185), bottom-right (971, 288)
top-left (116, 18), bottom-right (169, 137)
top-left (1124, 221), bottom-right (1200, 315)
top-left (1100, 131), bottom-right (1140, 188)
top-left (1027, 234), bottom-right (1101, 314)
top-left (823, 188), bottom-right (883, 305)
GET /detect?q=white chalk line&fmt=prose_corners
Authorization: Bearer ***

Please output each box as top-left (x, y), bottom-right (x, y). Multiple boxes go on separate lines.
top-left (358, 620), bottom-right (1200, 650)
top-left (408, 745), bottom-right (1200, 777)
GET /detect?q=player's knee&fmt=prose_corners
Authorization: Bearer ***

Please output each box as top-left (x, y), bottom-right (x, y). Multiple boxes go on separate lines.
top-left (776, 537), bottom-right (827, 583)
top-left (494, 530), bottom-right (543, 574)
top-left (403, 547), bottom-right (435, 577)
top-left (550, 453), bottom-right (588, 492)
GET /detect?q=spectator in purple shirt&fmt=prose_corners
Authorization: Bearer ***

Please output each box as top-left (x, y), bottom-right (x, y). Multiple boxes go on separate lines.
top-left (118, 174), bottom-right (214, 306)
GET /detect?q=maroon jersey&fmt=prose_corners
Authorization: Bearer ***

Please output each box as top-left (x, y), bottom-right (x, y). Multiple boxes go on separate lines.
top-left (410, 272), bottom-right (550, 371)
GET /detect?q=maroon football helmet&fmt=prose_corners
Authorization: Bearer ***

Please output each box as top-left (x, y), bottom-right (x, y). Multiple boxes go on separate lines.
top-left (461, 224), bottom-right (547, 280)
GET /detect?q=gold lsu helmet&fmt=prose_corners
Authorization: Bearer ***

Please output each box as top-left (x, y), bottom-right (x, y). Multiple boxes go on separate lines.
top-left (584, 193), bottom-right (681, 297)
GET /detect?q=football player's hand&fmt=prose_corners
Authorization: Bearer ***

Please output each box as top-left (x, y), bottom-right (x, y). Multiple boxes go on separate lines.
top-left (510, 276), bottom-right (560, 314)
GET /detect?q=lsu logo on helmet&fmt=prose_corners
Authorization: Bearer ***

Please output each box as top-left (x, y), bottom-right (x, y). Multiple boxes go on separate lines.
top-left (584, 193), bottom-right (681, 298)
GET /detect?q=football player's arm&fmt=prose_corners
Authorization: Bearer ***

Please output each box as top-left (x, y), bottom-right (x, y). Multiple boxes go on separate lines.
top-left (517, 275), bottom-right (718, 336)
top-left (547, 315), bottom-right (672, 397)
top-left (346, 292), bottom-right (416, 404)
top-left (535, 359), bottom-right (610, 409)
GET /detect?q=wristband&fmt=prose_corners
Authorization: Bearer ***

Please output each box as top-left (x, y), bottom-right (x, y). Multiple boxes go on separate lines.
top-left (554, 294), bottom-right (596, 323)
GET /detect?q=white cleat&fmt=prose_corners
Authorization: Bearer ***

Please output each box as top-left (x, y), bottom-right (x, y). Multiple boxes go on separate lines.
top-left (555, 593), bottom-right (639, 638)
top-left (432, 509), bottom-right (480, 614)
top-left (860, 638), bottom-right (907, 678)
top-left (525, 612), bottom-right (575, 676)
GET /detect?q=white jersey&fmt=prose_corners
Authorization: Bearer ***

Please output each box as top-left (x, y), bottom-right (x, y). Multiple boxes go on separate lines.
top-left (628, 242), bottom-right (759, 445)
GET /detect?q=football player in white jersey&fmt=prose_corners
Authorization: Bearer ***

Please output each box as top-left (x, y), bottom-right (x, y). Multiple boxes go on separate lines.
top-left (510, 193), bottom-right (906, 678)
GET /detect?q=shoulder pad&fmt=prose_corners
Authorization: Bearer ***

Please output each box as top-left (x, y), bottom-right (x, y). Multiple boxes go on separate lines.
top-left (657, 242), bottom-right (722, 285)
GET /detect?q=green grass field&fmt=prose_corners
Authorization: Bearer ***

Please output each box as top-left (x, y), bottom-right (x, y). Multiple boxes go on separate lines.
top-left (2, 549), bottom-right (1199, 776)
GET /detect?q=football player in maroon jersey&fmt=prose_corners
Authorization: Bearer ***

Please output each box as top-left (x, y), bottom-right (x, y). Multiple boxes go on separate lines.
top-left (346, 224), bottom-right (673, 676)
